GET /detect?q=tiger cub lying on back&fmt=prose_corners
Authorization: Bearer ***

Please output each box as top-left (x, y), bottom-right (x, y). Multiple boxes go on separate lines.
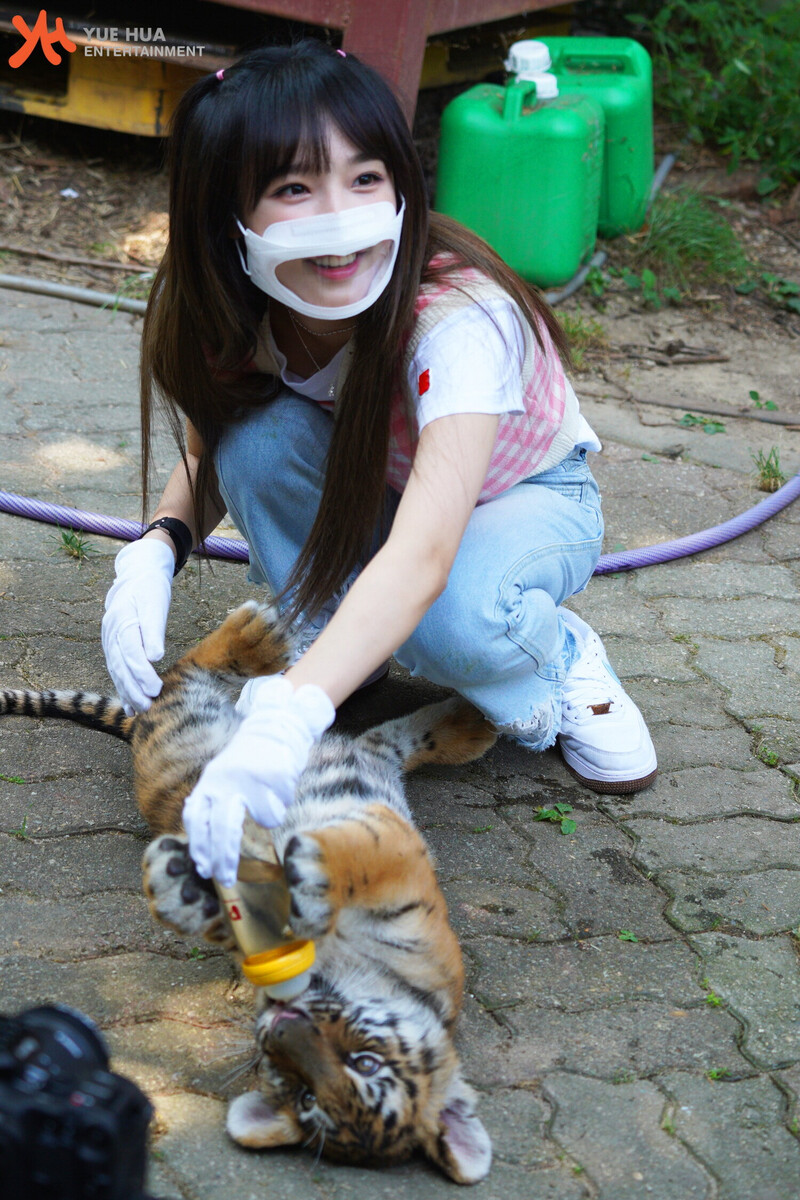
top-left (1, 600), bottom-right (496, 1183)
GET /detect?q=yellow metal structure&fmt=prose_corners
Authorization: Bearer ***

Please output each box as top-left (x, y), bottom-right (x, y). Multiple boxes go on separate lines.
top-left (1, 47), bottom-right (199, 136)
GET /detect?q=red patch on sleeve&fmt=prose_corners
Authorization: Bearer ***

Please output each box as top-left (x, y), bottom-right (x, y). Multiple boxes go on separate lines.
top-left (418, 368), bottom-right (430, 396)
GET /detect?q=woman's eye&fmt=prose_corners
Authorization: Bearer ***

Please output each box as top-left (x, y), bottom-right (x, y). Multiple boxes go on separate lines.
top-left (349, 1052), bottom-right (382, 1077)
top-left (299, 1089), bottom-right (316, 1110)
top-left (273, 182), bottom-right (307, 197)
top-left (355, 172), bottom-right (381, 187)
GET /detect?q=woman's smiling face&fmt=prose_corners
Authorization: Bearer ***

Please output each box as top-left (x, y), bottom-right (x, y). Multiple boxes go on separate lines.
top-left (245, 124), bottom-right (397, 314)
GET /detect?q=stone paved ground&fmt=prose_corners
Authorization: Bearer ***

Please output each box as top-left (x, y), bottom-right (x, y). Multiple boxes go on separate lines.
top-left (1, 287), bottom-right (800, 1200)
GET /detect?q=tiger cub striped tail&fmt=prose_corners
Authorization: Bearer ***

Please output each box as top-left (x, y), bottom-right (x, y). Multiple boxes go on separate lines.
top-left (0, 688), bottom-right (134, 741)
top-left (356, 696), bottom-right (497, 772)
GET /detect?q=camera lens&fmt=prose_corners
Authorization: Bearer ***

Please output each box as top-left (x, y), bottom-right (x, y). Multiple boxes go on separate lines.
top-left (14, 1005), bottom-right (110, 1073)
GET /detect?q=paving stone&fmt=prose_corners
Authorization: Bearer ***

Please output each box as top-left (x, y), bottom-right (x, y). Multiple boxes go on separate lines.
top-left (658, 595), bottom-right (800, 639)
top-left (662, 868), bottom-right (800, 934)
top-left (151, 1092), bottom-right (327, 1200)
top-left (0, 773), bottom-right (144, 836)
top-left (748, 718), bottom-right (800, 763)
top-left (566, 590), bottom-right (660, 638)
top-left (629, 816), bottom-right (800, 875)
top-left (694, 639), bottom-right (800, 721)
top-left (543, 1073), bottom-right (712, 1199)
top-left (621, 680), bottom-right (733, 729)
top-left (24, 634), bottom-right (116, 692)
top-left (0, 830), bottom-right (149, 895)
top-left (763, 521), bottom-right (800, 562)
top-left (643, 724), bottom-right (756, 772)
top-left (603, 766), bottom-right (800, 821)
top-left (0, 952), bottom-right (237, 1025)
top-left (0, 723), bottom-right (131, 780)
top-left (423, 822), bottom-right (538, 887)
top-left (106, 1015), bottom-right (258, 1099)
top-left (689, 933), bottom-right (800, 1068)
top-left (631, 561), bottom-right (798, 600)
top-left (320, 1157), bottom-right (587, 1200)
top-left (467, 937), bottom-right (702, 1010)
top-left (459, 994), bottom-right (746, 1083)
top-left (600, 634), bottom-right (696, 682)
top-left (658, 1071), bottom-right (800, 1200)
top-left (0, 890), bottom-right (181, 956)
top-left (501, 807), bottom-right (670, 939)
top-left (445, 879), bottom-right (568, 942)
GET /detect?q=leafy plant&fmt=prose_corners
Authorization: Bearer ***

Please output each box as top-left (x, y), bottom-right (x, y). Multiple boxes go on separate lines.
top-left (51, 526), bottom-right (98, 565)
top-left (678, 413), bottom-right (726, 434)
top-left (0, 774), bottom-right (25, 784)
top-left (534, 802), bottom-right (576, 835)
top-left (9, 814), bottom-right (30, 840)
top-left (749, 390), bottom-right (778, 412)
top-left (624, 0), bottom-right (800, 187)
top-left (618, 930), bottom-right (639, 942)
top-left (705, 989), bottom-right (724, 1007)
top-left (751, 447), bottom-right (787, 493)
top-left (706, 1067), bottom-right (730, 1080)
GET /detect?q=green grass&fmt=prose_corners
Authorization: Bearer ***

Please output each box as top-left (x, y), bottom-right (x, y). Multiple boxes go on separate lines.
top-left (636, 189), bottom-right (751, 291)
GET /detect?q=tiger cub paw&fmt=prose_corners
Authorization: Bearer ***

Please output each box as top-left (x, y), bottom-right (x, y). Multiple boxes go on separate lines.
top-left (283, 834), bottom-right (334, 938)
top-left (190, 600), bottom-right (290, 679)
top-left (142, 835), bottom-right (233, 947)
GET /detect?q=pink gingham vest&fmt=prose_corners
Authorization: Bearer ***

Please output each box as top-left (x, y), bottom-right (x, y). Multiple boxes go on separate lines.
top-left (385, 263), bottom-right (580, 502)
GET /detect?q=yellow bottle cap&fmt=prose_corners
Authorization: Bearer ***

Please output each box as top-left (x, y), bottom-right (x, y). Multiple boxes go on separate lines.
top-left (241, 939), bottom-right (316, 988)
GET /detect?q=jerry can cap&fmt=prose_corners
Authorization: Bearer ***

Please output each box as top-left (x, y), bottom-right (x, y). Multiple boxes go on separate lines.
top-left (505, 40), bottom-right (551, 77)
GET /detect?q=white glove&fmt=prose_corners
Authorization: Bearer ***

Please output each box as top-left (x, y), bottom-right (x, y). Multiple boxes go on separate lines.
top-left (182, 674), bottom-right (335, 886)
top-left (102, 538), bottom-right (174, 714)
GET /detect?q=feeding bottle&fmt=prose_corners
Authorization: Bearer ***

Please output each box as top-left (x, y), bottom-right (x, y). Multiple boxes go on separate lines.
top-left (214, 859), bottom-right (315, 1001)
top-left (436, 60), bottom-right (604, 288)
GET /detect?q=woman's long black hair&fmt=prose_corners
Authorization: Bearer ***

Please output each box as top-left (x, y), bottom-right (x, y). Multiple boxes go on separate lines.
top-left (141, 38), bottom-right (570, 623)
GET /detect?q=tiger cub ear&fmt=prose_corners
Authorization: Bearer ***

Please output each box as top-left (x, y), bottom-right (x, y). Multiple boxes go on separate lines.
top-left (226, 1091), bottom-right (303, 1149)
top-left (423, 1075), bottom-right (492, 1184)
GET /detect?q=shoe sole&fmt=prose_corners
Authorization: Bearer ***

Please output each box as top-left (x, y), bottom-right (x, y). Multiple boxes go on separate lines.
top-left (560, 753), bottom-right (658, 796)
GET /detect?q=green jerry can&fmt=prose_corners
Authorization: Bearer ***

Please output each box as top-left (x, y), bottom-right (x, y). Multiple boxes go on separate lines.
top-left (435, 72), bottom-right (604, 289)
top-left (537, 36), bottom-right (654, 237)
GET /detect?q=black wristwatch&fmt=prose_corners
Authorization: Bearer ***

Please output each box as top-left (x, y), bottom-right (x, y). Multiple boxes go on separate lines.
top-left (141, 517), bottom-right (194, 576)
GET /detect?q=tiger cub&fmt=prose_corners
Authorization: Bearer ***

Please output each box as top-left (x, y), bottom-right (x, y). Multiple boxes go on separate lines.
top-left (1, 600), bottom-right (496, 1183)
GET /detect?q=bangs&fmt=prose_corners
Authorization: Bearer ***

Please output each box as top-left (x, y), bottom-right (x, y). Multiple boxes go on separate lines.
top-left (235, 53), bottom-right (404, 216)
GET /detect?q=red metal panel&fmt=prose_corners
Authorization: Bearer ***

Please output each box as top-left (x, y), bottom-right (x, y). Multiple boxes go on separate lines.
top-left (208, 0), bottom-right (349, 26)
top-left (426, 0), bottom-right (569, 35)
top-left (341, 0), bottom-right (431, 116)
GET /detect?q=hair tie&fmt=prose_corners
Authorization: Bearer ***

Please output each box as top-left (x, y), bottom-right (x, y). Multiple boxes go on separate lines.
top-left (216, 68), bottom-right (225, 80)
top-left (336, 49), bottom-right (346, 58)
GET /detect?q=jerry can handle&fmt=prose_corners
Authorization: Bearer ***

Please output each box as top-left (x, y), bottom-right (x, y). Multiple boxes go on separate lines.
top-left (502, 79), bottom-right (539, 122)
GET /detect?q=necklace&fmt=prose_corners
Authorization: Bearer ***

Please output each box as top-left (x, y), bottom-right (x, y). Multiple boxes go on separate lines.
top-left (287, 312), bottom-right (324, 374)
top-left (291, 314), bottom-right (357, 338)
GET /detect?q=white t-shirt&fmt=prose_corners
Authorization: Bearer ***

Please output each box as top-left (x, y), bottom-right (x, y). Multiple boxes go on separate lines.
top-left (265, 297), bottom-right (600, 453)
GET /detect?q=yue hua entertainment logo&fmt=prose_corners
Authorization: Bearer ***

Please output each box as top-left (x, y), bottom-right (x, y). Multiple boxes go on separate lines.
top-left (81, 26), bottom-right (207, 58)
top-left (8, 10), bottom-right (206, 68)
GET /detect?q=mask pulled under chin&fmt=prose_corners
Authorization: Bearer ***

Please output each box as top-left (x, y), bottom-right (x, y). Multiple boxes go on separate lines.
top-left (235, 198), bottom-right (405, 320)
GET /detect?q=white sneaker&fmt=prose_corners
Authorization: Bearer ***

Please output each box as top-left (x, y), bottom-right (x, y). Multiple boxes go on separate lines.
top-left (558, 608), bottom-right (657, 794)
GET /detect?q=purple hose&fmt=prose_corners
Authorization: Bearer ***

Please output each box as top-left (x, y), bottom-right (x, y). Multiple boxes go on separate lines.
top-left (0, 491), bottom-right (248, 562)
top-left (1, 474), bottom-right (799, 573)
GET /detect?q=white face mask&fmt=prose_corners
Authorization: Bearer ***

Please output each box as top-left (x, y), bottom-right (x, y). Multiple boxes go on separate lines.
top-left (235, 199), bottom-right (405, 320)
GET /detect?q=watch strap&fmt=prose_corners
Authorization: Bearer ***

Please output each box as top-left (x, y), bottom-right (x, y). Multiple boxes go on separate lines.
top-left (142, 517), bottom-right (194, 576)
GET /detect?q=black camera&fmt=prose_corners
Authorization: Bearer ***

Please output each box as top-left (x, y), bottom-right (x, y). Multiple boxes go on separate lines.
top-left (0, 1004), bottom-right (157, 1200)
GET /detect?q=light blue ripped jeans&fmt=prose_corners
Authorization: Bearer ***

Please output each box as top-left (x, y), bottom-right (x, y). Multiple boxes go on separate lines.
top-left (214, 389), bottom-right (604, 750)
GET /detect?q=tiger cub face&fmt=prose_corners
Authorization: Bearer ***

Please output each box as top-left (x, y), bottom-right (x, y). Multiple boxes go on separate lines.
top-left (230, 983), bottom-right (490, 1182)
